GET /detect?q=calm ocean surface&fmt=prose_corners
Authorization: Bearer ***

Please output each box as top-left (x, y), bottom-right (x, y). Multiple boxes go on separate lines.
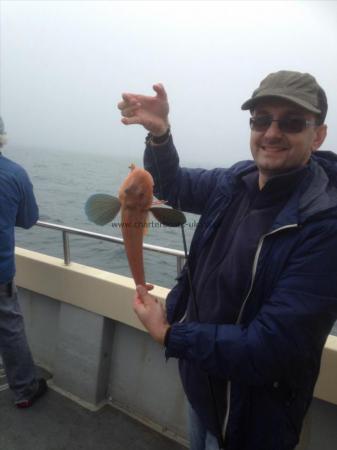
top-left (8, 145), bottom-right (198, 289)
top-left (6, 145), bottom-right (337, 335)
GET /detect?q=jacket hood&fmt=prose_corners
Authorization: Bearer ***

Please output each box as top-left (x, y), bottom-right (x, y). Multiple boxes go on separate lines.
top-left (228, 150), bottom-right (337, 228)
top-left (299, 151), bottom-right (337, 222)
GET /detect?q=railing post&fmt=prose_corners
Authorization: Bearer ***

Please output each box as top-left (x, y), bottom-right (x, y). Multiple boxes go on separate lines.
top-left (176, 255), bottom-right (185, 276)
top-left (62, 231), bottom-right (71, 265)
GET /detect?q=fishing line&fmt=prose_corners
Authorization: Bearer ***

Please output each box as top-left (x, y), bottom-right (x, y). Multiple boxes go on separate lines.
top-left (178, 200), bottom-right (225, 450)
top-left (150, 144), bottom-right (225, 449)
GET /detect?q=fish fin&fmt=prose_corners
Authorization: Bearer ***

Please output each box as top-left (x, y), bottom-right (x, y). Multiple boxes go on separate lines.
top-left (151, 199), bottom-right (167, 206)
top-left (149, 207), bottom-right (186, 227)
top-left (85, 194), bottom-right (121, 225)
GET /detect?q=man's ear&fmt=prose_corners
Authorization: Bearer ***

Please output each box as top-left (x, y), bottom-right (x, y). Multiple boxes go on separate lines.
top-left (312, 124), bottom-right (327, 152)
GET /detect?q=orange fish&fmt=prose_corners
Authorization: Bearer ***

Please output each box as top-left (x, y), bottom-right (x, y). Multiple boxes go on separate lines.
top-left (85, 164), bottom-right (185, 288)
top-left (118, 163), bottom-right (154, 286)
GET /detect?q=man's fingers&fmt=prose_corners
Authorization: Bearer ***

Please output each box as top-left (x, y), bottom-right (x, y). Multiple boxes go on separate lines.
top-left (136, 285), bottom-right (158, 305)
top-left (120, 86), bottom-right (166, 108)
top-left (152, 83), bottom-right (167, 100)
top-left (118, 97), bottom-right (138, 109)
top-left (136, 284), bottom-right (148, 299)
top-left (117, 100), bottom-right (125, 110)
top-left (121, 116), bottom-right (143, 126)
top-left (121, 93), bottom-right (135, 103)
top-left (121, 104), bottom-right (141, 118)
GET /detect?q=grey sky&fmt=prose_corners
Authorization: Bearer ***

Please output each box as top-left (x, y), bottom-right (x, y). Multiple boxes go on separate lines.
top-left (1, 0), bottom-right (337, 166)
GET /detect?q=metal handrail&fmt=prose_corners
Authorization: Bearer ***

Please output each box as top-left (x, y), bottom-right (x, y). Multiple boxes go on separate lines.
top-left (36, 220), bottom-right (186, 274)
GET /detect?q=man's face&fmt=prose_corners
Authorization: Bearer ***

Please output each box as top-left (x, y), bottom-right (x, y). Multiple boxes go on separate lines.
top-left (250, 99), bottom-right (327, 187)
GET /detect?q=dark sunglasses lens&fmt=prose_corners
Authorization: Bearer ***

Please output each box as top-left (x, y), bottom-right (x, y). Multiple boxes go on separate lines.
top-left (250, 116), bottom-right (308, 133)
top-left (279, 117), bottom-right (306, 133)
top-left (250, 116), bottom-right (272, 131)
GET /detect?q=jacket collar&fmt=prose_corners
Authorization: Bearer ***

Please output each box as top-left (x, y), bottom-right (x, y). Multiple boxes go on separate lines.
top-left (226, 151), bottom-right (337, 230)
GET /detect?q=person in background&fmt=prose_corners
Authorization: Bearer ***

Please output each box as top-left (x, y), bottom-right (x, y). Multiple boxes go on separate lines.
top-left (118, 71), bottom-right (337, 450)
top-left (0, 116), bottom-right (47, 408)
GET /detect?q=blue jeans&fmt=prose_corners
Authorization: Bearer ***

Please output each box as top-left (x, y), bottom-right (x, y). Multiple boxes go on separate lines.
top-left (0, 282), bottom-right (38, 402)
top-left (189, 405), bottom-right (220, 450)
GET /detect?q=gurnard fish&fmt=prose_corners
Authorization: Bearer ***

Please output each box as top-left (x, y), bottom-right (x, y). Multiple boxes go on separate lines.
top-left (85, 164), bottom-right (185, 288)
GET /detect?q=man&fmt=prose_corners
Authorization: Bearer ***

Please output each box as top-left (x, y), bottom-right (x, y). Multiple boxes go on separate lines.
top-left (118, 71), bottom-right (337, 449)
top-left (0, 116), bottom-right (47, 408)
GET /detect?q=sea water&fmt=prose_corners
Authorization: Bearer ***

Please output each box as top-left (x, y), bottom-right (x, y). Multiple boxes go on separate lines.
top-left (8, 145), bottom-right (198, 289)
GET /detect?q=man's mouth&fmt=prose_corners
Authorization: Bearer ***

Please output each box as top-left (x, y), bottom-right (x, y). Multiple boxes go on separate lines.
top-left (261, 145), bottom-right (288, 152)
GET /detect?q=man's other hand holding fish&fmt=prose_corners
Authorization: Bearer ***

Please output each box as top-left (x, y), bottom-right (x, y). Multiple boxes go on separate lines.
top-left (133, 285), bottom-right (170, 345)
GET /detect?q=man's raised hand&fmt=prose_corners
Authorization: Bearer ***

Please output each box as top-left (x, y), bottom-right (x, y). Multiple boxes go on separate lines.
top-left (117, 83), bottom-right (170, 136)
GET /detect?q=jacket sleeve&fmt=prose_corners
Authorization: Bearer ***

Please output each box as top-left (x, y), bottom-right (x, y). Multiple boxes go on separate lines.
top-left (165, 223), bottom-right (337, 387)
top-left (15, 167), bottom-right (39, 228)
top-left (144, 135), bottom-right (227, 215)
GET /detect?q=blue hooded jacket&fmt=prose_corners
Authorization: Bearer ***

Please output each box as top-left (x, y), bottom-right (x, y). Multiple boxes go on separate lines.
top-left (0, 154), bottom-right (39, 283)
top-left (144, 137), bottom-right (337, 450)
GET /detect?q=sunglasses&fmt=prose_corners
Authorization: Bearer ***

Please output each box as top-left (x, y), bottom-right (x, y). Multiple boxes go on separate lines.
top-left (250, 115), bottom-right (317, 133)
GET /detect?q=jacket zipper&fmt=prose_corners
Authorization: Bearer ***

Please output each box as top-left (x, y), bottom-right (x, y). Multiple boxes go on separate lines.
top-left (178, 211), bottom-right (227, 325)
top-left (221, 223), bottom-right (299, 442)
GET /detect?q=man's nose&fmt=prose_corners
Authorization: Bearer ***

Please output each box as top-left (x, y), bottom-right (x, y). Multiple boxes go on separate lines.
top-left (263, 120), bottom-right (283, 138)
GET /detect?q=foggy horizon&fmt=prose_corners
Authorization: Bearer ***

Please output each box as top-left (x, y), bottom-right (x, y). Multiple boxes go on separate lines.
top-left (1, 1), bottom-right (337, 167)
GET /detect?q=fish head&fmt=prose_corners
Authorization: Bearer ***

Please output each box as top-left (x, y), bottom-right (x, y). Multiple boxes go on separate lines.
top-left (119, 167), bottom-right (154, 211)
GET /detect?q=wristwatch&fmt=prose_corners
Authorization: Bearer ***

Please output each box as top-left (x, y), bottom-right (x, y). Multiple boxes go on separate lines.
top-left (146, 126), bottom-right (171, 146)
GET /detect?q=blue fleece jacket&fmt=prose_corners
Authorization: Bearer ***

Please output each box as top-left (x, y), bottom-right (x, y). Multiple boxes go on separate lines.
top-left (0, 154), bottom-right (39, 284)
top-left (144, 137), bottom-right (337, 450)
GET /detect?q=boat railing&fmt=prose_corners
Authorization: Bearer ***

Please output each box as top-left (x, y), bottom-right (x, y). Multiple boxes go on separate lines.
top-left (36, 220), bottom-right (187, 276)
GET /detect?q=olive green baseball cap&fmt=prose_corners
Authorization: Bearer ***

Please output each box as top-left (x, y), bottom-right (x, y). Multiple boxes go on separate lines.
top-left (241, 70), bottom-right (327, 120)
